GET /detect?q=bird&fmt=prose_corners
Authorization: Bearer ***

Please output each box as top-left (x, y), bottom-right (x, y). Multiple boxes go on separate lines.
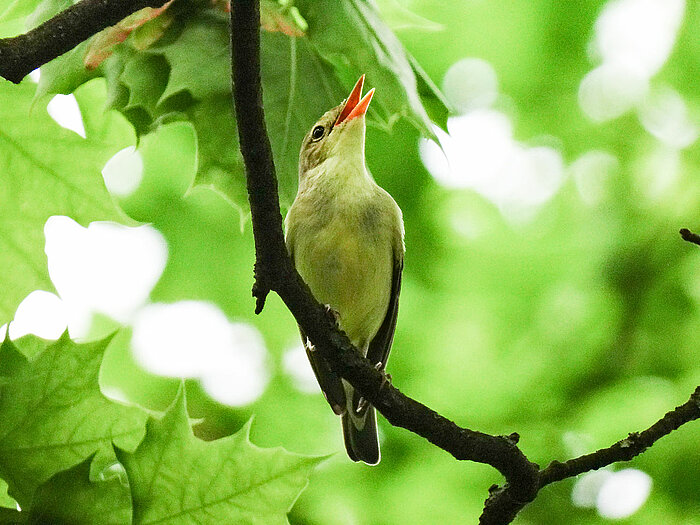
top-left (285, 75), bottom-right (404, 465)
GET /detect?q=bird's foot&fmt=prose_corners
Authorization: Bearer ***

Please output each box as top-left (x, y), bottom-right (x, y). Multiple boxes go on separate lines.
top-left (374, 362), bottom-right (393, 390)
top-left (355, 363), bottom-right (392, 413)
top-left (356, 397), bottom-right (369, 413)
top-left (323, 304), bottom-right (341, 326)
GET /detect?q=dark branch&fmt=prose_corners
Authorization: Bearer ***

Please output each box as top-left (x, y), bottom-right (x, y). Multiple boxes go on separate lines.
top-left (229, 3), bottom-right (699, 524)
top-left (539, 385), bottom-right (700, 487)
top-left (0, 0), bottom-right (169, 84)
top-left (680, 228), bottom-right (700, 246)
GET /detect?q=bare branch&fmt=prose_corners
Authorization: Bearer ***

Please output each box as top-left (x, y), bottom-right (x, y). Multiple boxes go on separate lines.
top-left (0, 0), bottom-right (169, 84)
top-left (539, 385), bottom-right (700, 487)
top-left (680, 228), bottom-right (700, 246)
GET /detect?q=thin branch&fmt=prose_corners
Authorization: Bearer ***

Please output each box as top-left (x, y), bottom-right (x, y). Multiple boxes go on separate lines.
top-left (680, 228), bottom-right (700, 246)
top-left (479, 386), bottom-right (700, 523)
top-left (539, 385), bottom-right (700, 487)
top-left (0, 0), bottom-right (169, 84)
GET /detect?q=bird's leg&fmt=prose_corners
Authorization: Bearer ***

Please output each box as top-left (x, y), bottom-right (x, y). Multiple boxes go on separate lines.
top-left (355, 362), bottom-right (392, 413)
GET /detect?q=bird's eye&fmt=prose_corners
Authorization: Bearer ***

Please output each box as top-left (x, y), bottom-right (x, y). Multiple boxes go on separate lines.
top-left (311, 125), bottom-right (325, 141)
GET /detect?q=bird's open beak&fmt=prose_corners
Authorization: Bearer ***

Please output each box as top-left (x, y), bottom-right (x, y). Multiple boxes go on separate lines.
top-left (335, 74), bottom-right (375, 127)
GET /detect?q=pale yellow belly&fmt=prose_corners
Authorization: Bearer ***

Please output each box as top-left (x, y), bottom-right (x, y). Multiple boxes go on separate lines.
top-left (294, 217), bottom-right (393, 352)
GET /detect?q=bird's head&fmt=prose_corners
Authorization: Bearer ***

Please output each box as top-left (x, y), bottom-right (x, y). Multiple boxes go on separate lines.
top-left (299, 75), bottom-right (374, 176)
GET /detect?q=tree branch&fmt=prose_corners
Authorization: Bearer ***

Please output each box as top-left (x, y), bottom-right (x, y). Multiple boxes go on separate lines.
top-left (0, 0), bottom-right (169, 84)
top-left (680, 228), bottom-right (700, 246)
top-left (539, 386), bottom-right (700, 487)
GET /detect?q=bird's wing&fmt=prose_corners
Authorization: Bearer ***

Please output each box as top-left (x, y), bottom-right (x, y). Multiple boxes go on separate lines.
top-left (288, 234), bottom-right (347, 416)
top-left (366, 250), bottom-right (403, 370)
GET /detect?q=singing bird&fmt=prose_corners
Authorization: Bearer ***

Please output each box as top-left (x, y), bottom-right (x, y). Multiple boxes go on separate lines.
top-left (285, 75), bottom-right (404, 465)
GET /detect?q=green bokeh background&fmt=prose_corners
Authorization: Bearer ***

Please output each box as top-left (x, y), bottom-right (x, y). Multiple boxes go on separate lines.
top-left (4, 0), bottom-right (700, 523)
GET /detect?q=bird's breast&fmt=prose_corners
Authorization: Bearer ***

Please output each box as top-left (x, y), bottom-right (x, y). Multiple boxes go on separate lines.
top-left (290, 195), bottom-right (393, 351)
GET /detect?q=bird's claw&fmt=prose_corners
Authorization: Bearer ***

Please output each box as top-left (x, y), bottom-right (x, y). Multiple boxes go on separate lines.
top-left (356, 397), bottom-right (369, 413)
top-left (374, 361), bottom-right (392, 390)
top-left (356, 363), bottom-right (392, 413)
top-left (324, 304), bottom-right (341, 326)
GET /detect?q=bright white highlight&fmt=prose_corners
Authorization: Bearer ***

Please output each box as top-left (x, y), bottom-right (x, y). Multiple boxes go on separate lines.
top-left (639, 87), bottom-right (698, 149)
top-left (579, 64), bottom-right (648, 122)
top-left (595, 0), bottom-right (684, 77)
top-left (132, 301), bottom-right (269, 406)
top-left (570, 150), bottom-right (618, 205)
top-left (572, 470), bottom-right (612, 508)
top-left (442, 58), bottom-right (498, 114)
top-left (571, 468), bottom-right (652, 518)
top-left (283, 344), bottom-right (321, 394)
top-left (28, 69), bottom-right (41, 83)
top-left (420, 111), bottom-right (564, 221)
top-left (102, 146), bottom-right (144, 197)
top-left (597, 469), bottom-right (653, 519)
top-left (580, 0), bottom-right (685, 121)
top-left (47, 94), bottom-right (86, 138)
top-left (44, 216), bottom-right (167, 337)
top-left (8, 291), bottom-right (67, 340)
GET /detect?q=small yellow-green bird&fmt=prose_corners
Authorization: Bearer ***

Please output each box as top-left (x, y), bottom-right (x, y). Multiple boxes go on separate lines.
top-left (285, 75), bottom-right (404, 465)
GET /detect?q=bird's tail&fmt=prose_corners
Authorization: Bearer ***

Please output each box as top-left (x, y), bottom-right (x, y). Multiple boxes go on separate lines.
top-left (341, 382), bottom-right (380, 465)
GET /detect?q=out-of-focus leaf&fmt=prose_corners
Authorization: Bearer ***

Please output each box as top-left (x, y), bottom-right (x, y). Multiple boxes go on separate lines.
top-left (116, 386), bottom-right (324, 524)
top-left (84, 1), bottom-right (174, 70)
top-left (28, 455), bottom-right (131, 525)
top-left (0, 479), bottom-right (16, 509)
top-left (375, 0), bottom-right (443, 32)
top-left (260, 32), bottom-right (347, 204)
top-left (0, 79), bottom-right (134, 323)
top-left (0, 335), bottom-right (147, 507)
top-left (0, 0), bottom-right (41, 23)
top-left (296, 0), bottom-right (449, 136)
top-left (144, 12), bottom-right (230, 103)
top-left (261, 0), bottom-right (307, 36)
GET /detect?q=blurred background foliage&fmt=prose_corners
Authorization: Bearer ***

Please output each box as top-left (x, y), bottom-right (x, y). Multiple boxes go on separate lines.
top-left (1, 0), bottom-right (700, 523)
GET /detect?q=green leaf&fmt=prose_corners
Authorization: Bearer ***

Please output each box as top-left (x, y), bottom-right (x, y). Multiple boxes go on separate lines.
top-left (0, 0), bottom-right (42, 23)
top-left (0, 479), bottom-right (16, 510)
top-left (260, 0), bottom-right (307, 36)
top-left (374, 0), bottom-right (443, 32)
top-left (0, 78), bottom-right (134, 323)
top-left (117, 386), bottom-right (324, 525)
top-left (145, 12), bottom-right (231, 103)
top-left (0, 334), bottom-right (147, 507)
top-left (296, 0), bottom-right (449, 136)
top-left (259, 33), bottom-right (347, 204)
top-left (28, 455), bottom-right (131, 525)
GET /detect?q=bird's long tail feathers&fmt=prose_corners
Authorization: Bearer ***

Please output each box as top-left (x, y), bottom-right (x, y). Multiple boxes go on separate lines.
top-left (341, 382), bottom-right (380, 465)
